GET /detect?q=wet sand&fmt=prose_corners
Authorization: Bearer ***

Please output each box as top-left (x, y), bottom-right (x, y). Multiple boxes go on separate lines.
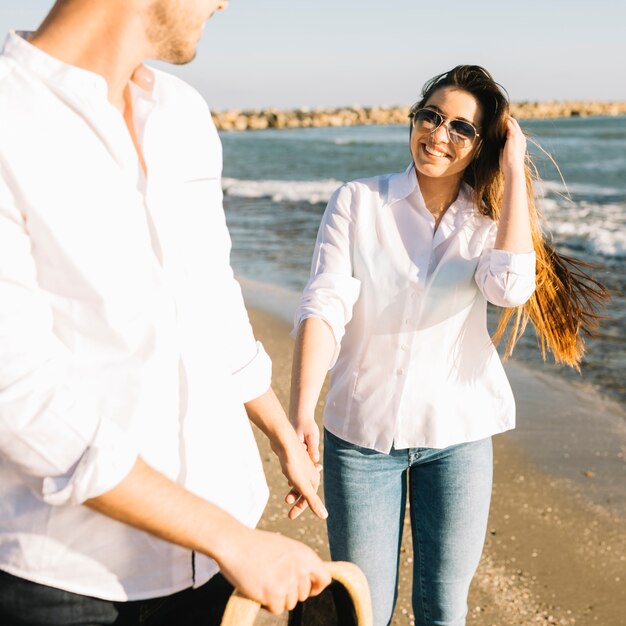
top-left (248, 307), bottom-right (626, 626)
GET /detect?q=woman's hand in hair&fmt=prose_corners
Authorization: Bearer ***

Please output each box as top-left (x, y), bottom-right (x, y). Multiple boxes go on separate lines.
top-left (499, 117), bottom-right (527, 177)
top-left (495, 116), bottom-right (533, 253)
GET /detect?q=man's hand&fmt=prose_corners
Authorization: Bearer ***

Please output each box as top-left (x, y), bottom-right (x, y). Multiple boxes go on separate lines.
top-left (217, 527), bottom-right (331, 614)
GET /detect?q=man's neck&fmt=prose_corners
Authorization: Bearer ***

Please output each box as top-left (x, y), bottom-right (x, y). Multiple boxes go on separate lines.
top-left (28, 1), bottom-right (150, 112)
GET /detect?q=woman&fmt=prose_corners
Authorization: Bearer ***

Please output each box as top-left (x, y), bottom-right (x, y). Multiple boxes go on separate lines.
top-left (288, 66), bottom-right (607, 626)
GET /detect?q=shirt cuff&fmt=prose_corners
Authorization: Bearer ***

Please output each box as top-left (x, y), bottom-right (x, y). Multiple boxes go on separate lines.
top-left (231, 341), bottom-right (272, 403)
top-left (489, 250), bottom-right (536, 276)
top-left (41, 418), bottom-right (138, 506)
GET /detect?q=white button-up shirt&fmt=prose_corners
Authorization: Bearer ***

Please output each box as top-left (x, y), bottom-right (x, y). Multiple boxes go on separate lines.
top-left (0, 32), bottom-right (270, 600)
top-left (295, 166), bottom-right (536, 452)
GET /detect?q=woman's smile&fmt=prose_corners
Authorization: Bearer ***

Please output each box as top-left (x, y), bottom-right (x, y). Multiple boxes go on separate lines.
top-left (422, 143), bottom-right (452, 159)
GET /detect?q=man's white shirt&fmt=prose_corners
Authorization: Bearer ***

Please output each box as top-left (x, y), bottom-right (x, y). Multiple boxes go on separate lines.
top-left (0, 32), bottom-right (270, 600)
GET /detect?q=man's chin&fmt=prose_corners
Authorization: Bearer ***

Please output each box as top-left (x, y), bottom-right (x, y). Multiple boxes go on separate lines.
top-left (155, 36), bottom-right (199, 65)
top-left (171, 51), bottom-right (197, 65)
top-left (162, 47), bottom-right (197, 66)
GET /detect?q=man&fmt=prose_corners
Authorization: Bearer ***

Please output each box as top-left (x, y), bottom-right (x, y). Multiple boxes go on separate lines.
top-left (0, 1), bottom-right (331, 624)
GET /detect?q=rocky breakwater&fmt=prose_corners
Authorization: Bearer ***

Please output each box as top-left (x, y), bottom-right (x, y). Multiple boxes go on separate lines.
top-left (212, 101), bottom-right (626, 131)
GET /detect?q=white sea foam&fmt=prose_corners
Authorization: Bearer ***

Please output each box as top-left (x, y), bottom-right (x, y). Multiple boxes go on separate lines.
top-left (223, 176), bottom-right (626, 258)
top-left (539, 193), bottom-right (626, 258)
top-left (222, 177), bottom-right (342, 204)
top-left (545, 215), bottom-right (626, 257)
top-left (537, 179), bottom-right (624, 198)
top-left (331, 133), bottom-right (408, 146)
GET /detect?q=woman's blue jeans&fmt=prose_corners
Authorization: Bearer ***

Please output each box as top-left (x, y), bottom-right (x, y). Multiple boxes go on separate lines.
top-left (323, 429), bottom-right (493, 626)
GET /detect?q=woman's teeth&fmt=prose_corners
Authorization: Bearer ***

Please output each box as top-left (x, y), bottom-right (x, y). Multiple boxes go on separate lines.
top-left (424, 144), bottom-right (449, 158)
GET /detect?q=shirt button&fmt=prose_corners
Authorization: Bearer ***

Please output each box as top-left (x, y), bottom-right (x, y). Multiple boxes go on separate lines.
top-left (401, 344), bottom-right (408, 351)
top-left (396, 368), bottom-right (404, 376)
top-left (410, 292), bottom-right (417, 299)
top-left (405, 319), bottom-right (411, 325)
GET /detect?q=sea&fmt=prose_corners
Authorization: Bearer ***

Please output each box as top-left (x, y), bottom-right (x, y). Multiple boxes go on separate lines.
top-left (219, 116), bottom-right (626, 408)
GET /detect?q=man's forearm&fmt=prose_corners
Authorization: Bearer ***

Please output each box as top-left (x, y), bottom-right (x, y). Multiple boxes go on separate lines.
top-left (85, 456), bottom-right (246, 563)
top-left (85, 456), bottom-right (331, 613)
top-left (244, 387), bottom-right (299, 455)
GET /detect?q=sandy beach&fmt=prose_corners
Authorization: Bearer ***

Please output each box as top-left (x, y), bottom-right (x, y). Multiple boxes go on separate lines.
top-left (247, 306), bottom-right (626, 626)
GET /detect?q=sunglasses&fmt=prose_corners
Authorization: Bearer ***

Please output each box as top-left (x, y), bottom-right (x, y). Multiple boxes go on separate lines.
top-left (410, 108), bottom-right (480, 148)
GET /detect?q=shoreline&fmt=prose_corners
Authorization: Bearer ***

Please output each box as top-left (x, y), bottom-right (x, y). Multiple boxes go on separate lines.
top-left (246, 301), bottom-right (626, 626)
top-left (213, 101), bottom-right (626, 131)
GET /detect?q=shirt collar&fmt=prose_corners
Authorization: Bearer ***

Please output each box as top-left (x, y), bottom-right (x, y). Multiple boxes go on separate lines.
top-left (388, 163), bottom-right (476, 218)
top-left (386, 163), bottom-right (419, 205)
top-left (2, 31), bottom-right (109, 99)
top-left (2, 30), bottom-right (157, 103)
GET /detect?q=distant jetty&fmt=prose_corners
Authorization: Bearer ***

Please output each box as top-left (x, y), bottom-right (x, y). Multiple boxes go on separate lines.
top-left (212, 101), bottom-right (626, 131)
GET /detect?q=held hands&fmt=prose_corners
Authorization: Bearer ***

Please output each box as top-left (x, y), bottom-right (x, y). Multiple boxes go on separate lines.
top-left (286, 317), bottom-right (336, 519)
top-left (243, 388), bottom-right (326, 521)
top-left (218, 527), bottom-right (332, 614)
top-left (500, 116), bottom-right (527, 177)
top-left (274, 419), bottom-right (327, 521)
top-left (284, 416), bottom-right (322, 519)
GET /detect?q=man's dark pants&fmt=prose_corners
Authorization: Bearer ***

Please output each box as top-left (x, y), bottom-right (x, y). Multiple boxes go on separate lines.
top-left (0, 569), bottom-right (233, 626)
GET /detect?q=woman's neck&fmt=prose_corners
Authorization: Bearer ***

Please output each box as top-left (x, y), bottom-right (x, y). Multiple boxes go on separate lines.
top-left (416, 170), bottom-right (463, 228)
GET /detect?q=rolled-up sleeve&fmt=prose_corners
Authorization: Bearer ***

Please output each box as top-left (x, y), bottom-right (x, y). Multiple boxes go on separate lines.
top-left (475, 230), bottom-right (536, 308)
top-left (220, 267), bottom-right (272, 403)
top-left (0, 176), bottom-right (138, 506)
top-left (211, 201), bottom-right (272, 402)
top-left (230, 338), bottom-right (272, 403)
top-left (293, 184), bottom-right (361, 367)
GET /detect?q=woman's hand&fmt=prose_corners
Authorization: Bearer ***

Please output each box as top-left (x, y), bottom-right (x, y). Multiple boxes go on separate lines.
top-left (273, 428), bottom-right (326, 520)
top-left (494, 117), bottom-right (534, 254)
top-left (500, 116), bottom-right (527, 177)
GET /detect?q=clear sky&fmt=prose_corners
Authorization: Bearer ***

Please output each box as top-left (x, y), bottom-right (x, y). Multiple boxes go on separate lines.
top-left (2, 1), bottom-right (625, 111)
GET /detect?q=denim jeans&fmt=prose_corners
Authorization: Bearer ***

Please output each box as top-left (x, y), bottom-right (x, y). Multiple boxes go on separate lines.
top-left (324, 429), bottom-right (493, 626)
top-left (0, 569), bottom-right (233, 626)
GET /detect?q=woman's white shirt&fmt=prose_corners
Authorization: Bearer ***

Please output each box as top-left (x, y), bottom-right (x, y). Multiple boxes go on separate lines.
top-left (294, 165), bottom-right (536, 452)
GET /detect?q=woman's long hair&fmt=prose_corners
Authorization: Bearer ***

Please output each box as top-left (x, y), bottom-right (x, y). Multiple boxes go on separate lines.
top-left (410, 65), bottom-right (608, 368)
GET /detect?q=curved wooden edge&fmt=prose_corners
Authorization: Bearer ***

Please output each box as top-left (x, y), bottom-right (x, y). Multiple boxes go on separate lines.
top-left (325, 560), bottom-right (373, 626)
top-left (219, 560), bottom-right (373, 626)
top-left (220, 589), bottom-right (262, 625)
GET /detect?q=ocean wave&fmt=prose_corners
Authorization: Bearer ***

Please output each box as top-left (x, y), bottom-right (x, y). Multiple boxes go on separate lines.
top-left (222, 177), bottom-right (341, 204)
top-left (223, 177), bottom-right (626, 259)
top-left (331, 133), bottom-right (408, 146)
top-left (537, 179), bottom-right (625, 198)
top-left (548, 221), bottom-right (626, 258)
top-left (541, 196), bottom-right (626, 258)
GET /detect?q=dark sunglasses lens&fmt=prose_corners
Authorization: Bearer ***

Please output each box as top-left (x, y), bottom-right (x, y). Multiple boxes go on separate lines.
top-left (413, 109), bottom-right (442, 129)
top-left (449, 120), bottom-right (476, 142)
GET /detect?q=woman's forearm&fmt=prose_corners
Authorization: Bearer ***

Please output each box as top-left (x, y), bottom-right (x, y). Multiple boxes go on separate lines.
top-left (494, 169), bottom-right (534, 253)
top-left (289, 317), bottom-right (336, 428)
